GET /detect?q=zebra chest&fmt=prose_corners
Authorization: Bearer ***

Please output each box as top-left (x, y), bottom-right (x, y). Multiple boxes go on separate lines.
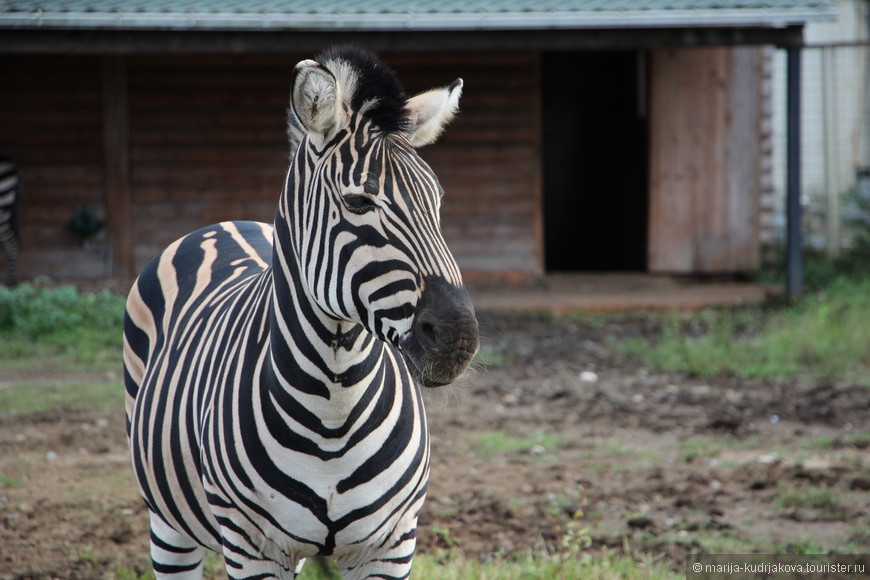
top-left (200, 393), bottom-right (429, 556)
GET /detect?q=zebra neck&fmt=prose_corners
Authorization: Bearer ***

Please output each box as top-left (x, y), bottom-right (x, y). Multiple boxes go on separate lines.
top-left (268, 224), bottom-right (385, 403)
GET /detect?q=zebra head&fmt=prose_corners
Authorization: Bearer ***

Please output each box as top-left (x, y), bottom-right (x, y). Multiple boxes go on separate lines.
top-left (283, 47), bottom-right (479, 387)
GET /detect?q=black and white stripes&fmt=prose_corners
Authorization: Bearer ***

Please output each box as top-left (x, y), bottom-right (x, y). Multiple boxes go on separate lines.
top-left (0, 155), bottom-right (20, 287)
top-left (124, 47), bottom-right (478, 579)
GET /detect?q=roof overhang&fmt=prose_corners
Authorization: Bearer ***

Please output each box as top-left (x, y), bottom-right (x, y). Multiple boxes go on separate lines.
top-left (0, 6), bottom-right (838, 32)
top-left (0, 2), bottom-right (837, 53)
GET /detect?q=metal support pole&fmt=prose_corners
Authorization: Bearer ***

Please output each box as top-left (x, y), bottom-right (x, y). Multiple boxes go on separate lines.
top-left (786, 45), bottom-right (803, 299)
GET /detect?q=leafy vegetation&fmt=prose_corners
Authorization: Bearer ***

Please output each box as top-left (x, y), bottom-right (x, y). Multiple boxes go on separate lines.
top-left (0, 279), bottom-right (125, 340)
top-left (0, 280), bottom-right (125, 373)
top-left (619, 277), bottom-right (870, 383)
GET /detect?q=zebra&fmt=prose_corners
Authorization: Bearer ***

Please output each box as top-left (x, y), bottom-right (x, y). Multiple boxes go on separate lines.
top-left (124, 46), bottom-right (479, 579)
top-left (0, 155), bottom-right (20, 287)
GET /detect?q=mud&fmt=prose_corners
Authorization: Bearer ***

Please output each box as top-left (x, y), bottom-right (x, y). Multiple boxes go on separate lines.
top-left (2, 312), bottom-right (869, 578)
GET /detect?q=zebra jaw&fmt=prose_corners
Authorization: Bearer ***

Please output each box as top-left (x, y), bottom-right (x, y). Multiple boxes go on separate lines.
top-left (399, 276), bottom-right (479, 388)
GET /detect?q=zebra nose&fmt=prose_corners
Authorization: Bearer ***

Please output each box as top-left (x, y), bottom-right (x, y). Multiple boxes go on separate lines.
top-left (404, 276), bottom-right (479, 387)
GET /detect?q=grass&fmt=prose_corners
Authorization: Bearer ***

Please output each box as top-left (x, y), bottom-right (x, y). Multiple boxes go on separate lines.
top-left (619, 277), bottom-right (870, 382)
top-left (774, 482), bottom-right (849, 520)
top-left (0, 380), bottom-right (123, 415)
top-left (111, 548), bottom-right (680, 580)
top-left (292, 550), bottom-right (680, 580)
top-left (4, 275), bottom-right (868, 578)
top-left (472, 429), bottom-right (567, 460)
top-left (473, 340), bottom-right (514, 369)
top-left (0, 281), bottom-right (125, 375)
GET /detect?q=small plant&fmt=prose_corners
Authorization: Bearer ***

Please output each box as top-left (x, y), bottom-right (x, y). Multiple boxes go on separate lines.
top-left (774, 482), bottom-right (848, 520)
top-left (559, 511), bottom-right (593, 556)
top-left (72, 543), bottom-right (99, 565)
top-left (298, 556), bottom-right (341, 580)
top-left (473, 340), bottom-right (514, 369)
top-left (0, 474), bottom-right (22, 487)
top-left (472, 430), bottom-right (566, 460)
top-left (112, 561), bottom-right (156, 580)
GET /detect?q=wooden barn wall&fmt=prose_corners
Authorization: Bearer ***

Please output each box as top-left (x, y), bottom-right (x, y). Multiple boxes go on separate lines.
top-left (648, 47), bottom-right (762, 273)
top-left (0, 56), bottom-right (107, 280)
top-left (128, 54), bottom-right (296, 272)
top-left (387, 52), bottom-right (543, 277)
top-left (126, 51), bottom-right (541, 278)
top-left (0, 51), bottom-right (542, 283)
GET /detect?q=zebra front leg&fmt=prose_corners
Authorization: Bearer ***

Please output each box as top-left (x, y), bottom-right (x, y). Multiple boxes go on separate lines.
top-left (217, 528), bottom-right (302, 580)
top-left (149, 512), bottom-right (206, 579)
top-left (336, 520), bottom-right (419, 580)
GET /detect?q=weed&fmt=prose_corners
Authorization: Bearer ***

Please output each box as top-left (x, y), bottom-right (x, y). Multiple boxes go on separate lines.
top-left (112, 561), bottom-right (156, 580)
top-left (776, 534), bottom-right (827, 554)
top-left (774, 482), bottom-right (848, 520)
top-left (473, 340), bottom-right (514, 369)
top-left (298, 556), bottom-right (340, 579)
top-left (848, 522), bottom-right (870, 547)
top-left (472, 430), bottom-right (566, 460)
top-left (0, 474), bottom-right (22, 487)
top-left (72, 543), bottom-right (99, 565)
top-left (432, 526), bottom-right (460, 549)
top-left (617, 278), bottom-right (870, 382)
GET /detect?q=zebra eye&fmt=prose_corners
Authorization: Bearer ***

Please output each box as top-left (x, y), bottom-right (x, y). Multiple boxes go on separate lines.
top-left (342, 193), bottom-right (378, 214)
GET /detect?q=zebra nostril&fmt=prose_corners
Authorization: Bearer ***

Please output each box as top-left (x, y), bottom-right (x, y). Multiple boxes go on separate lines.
top-left (416, 317), bottom-right (439, 352)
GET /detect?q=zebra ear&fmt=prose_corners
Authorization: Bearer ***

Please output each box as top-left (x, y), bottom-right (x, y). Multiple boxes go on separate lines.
top-left (404, 79), bottom-right (463, 148)
top-left (291, 59), bottom-right (345, 148)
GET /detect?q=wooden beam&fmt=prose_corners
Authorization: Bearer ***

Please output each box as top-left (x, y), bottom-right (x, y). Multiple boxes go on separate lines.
top-left (786, 45), bottom-right (803, 298)
top-left (102, 55), bottom-right (134, 279)
top-left (0, 26), bottom-right (806, 55)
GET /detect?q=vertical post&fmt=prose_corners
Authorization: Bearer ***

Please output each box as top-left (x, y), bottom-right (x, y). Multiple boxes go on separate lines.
top-left (102, 55), bottom-right (134, 280)
top-left (786, 45), bottom-right (803, 298)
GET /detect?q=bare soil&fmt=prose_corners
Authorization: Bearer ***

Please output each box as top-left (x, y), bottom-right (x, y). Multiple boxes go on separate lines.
top-left (2, 311), bottom-right (870, 579)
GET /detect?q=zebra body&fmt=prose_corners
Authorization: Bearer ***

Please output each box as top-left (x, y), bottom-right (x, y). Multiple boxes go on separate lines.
top-left (124, 47), bottom-right (478, 579)
top-left (0, 157), bottom-right (20, 287)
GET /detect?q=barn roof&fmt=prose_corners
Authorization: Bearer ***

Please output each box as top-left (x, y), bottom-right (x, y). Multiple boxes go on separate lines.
top-left (0, 0), bottom-right (837, 31)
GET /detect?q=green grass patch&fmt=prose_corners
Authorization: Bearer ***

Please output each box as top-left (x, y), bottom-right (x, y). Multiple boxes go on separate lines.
top-left (774, 482), bottom-right (848, 520)
top-left (293, 550), bottom-right (679, 580)
top-left (618, 278), bottom-right (870, 382)
top-left (472, 430), bottom-right (567, 460)
top-left (0, 381), bottom-right (123, 415)
top-left (0, 281), bottom-right (125, 374)
top-left (0, 474), bottom-right (23, 487)
top-left (804, 430), bottom-right (870, 450)
top-left (0, 281), bottom-right (125, 339)
top-left (473, 340), bottom-right (514, 369)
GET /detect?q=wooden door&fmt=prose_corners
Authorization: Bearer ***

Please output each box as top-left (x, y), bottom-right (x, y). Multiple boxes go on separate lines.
top-left (648, 47), bottom-right (762, 273)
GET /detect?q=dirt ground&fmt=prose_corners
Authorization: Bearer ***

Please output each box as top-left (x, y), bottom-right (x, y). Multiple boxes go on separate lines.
top-left (2, 310), bottom-right (870, 579)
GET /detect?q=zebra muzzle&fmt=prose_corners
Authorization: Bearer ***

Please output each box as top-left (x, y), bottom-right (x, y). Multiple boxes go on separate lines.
top-left (402, 276), bottom-right (479, 388)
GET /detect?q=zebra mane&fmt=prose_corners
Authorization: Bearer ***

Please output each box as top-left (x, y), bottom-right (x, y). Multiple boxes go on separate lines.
top-left (287, 46), bottom-right (408, 158)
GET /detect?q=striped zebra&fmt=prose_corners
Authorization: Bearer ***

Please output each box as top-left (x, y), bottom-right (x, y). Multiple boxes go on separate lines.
top-left (124, 47), bottom-right (479, 579)
top-left (0, 156), bottom-right (20, 287)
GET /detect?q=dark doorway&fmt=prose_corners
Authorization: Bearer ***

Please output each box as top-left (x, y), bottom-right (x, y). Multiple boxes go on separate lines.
top-left (543, 51), bottom-right (649, 271)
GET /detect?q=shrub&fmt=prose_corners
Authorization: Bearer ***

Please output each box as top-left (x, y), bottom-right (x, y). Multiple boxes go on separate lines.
top-left (0, 281), bottom-right (125, 341)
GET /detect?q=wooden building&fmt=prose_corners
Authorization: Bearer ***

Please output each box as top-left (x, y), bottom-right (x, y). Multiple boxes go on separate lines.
top-left (0, 1), bottom-right (835, 285)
